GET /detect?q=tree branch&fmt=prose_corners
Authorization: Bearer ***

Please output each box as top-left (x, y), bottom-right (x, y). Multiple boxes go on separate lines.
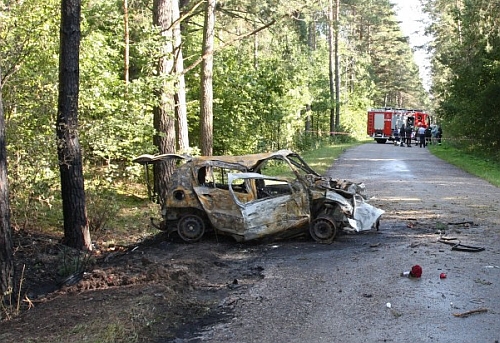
top-left (182, 19), bottom-right (276, 75)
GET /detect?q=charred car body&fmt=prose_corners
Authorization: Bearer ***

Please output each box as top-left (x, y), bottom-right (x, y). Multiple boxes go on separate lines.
top-left (133, 150), bottom-right (384, 243)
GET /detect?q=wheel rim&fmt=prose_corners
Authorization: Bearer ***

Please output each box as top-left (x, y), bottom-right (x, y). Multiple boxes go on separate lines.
top-left (178, 215), bottom-right (205, 242)
top-left (310, 216), bottom-right (337, 243)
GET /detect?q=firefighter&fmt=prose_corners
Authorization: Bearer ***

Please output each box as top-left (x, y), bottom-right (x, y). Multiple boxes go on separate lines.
top-left (425, 125), bottom-right (432, 145)
top-left (405, 124), bottom-right (413, 147)
top-left (399, 124), bottom-right (406, 147)
top-left (437, 125), bottom-right (443, 145)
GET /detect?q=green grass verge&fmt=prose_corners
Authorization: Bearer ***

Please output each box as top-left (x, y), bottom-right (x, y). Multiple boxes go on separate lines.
top-left (428, 143), bottom-right (500, 187)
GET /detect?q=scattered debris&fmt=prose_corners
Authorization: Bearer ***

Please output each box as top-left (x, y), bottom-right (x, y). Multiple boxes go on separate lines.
top-left (227, 279), bottom-right (241, 290)
top-left (474, 279), bottom-right (492, 285)
top-left (447, 221), bottom-right (474, 226)
top-left (400, 265), bottom-right (422, 278)
top-left (391, 309), bottom-right (402, 318)
top-left (453, 308), bottom-right (488, 318)
top-left (411, 265), bottom-right (422, 278)
top-left (438, 238), bottom-right (485, 252)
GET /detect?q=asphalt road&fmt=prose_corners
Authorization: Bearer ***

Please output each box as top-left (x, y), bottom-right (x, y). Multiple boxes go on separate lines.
top-left (195, 142), bottom-right (500, 343)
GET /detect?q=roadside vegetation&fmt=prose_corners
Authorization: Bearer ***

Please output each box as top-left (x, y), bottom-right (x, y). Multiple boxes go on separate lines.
top-left (429, 142), bottom-right (500, 188)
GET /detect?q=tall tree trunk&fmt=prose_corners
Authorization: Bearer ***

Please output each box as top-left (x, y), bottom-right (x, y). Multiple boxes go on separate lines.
top-left (328, 0), bottom-right (335, 136)
top-left (199, 0), bottom-right (216, 156)
top-left (334, 0), bottom-right (340, 131)
top-left (173, 0), bottom-right (189, 152)
top-left (153, 0), bottom-right (176, 204)
top-left (306, 21), bottom-right (316, 134)
top-left (0, 67), bottom-right (14, 296)
top-left (124, 0), bottom-right (130, 84)
top-left (57, 0), bottom-right (92, 251)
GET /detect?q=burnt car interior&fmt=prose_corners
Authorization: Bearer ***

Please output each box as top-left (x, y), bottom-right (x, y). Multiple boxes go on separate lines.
top-left (196, 166), bottom-right (247, 192)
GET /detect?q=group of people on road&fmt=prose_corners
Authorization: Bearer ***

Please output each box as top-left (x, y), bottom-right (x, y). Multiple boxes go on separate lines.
top-left (398, 123), bottom-right (413, 147)
top-left (396, 123), bottom-right (442, 148)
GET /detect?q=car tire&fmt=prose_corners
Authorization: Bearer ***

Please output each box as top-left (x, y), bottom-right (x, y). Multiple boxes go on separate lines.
top-left (177, 214), bottom-right (205, 243)
top-left (309, 215), bottom-right (337, 244)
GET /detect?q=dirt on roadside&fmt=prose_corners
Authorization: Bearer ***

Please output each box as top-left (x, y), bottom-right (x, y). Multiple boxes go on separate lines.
top-left (0, 229), bottom-right (271, 342)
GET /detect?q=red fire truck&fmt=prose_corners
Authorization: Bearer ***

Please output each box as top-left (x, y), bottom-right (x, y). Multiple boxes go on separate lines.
top-left (367, 108), bottom-right (431, 144)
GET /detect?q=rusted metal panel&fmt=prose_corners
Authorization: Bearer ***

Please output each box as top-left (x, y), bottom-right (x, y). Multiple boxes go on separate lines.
top-left (240, 195), bottom-right (310, 241)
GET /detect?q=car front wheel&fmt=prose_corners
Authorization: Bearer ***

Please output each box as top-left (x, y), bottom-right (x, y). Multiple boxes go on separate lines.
top-left (309, 215), bottom-right (337, 244)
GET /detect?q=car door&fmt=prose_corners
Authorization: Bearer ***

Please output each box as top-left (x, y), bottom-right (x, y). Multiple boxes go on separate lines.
top-left (228, 173), bottom-right (310, 241)
top-left (194, 184), bottom-right (248, 235)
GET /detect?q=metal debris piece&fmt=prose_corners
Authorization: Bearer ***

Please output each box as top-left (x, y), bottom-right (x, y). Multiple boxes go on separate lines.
top-left (438, 238), bottom-right (485, 252)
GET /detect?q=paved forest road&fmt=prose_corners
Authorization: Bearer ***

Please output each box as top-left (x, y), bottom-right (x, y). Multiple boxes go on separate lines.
top-left (196, 142), bottom-right (500, 343)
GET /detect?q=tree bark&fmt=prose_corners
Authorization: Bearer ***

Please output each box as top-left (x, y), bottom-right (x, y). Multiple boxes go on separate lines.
top-left (306, 21), bottom-right (316, 135)
top-left (334, 0), bottom-right (340, 131)
top-left (0, 67), bottom-right (14, 296)
top-left (199, 0), bottom-right (216, 156)
top-left (328, 0), bottom-right (335, 136)
top-left (124, 0), bottom-right (130, 84)
top-left (173, 0), bottom-right (189, 152)
top-left (153, 0), bottom-right (177, 204)
top-left (57, 0), bottom-right (92, 251)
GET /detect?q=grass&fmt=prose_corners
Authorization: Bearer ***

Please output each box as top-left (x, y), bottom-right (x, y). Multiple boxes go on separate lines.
top-left (428, 142), bottom-right (500, 187)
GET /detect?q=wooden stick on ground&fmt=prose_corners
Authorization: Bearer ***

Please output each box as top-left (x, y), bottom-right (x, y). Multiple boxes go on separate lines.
top-left (453, 308), bottom-right (488, 318)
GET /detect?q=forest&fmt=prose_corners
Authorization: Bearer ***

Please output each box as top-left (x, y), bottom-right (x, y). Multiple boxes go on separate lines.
top-left (1, 0), bottom-right (500, 315)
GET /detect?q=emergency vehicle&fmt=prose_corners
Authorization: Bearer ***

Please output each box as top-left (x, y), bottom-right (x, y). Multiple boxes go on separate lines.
top-left (367, 108), bottom-right (431, 144)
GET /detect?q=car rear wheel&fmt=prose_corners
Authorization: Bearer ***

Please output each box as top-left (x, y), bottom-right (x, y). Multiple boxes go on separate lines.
top-left (309, 215), bottom-right (337, 244)
top-left (177, 214), bottom-right (205, 243)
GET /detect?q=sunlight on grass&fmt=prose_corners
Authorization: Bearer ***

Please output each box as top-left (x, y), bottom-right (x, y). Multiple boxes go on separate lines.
top-left (428, 143), bottom-right (500, 187)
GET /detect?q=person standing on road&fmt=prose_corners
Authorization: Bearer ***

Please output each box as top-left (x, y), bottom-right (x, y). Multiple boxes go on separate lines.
top-left (405, 124), bottom-right (413, 147)
top-left (399, 124), bottom-right (406, 147)
top-left (431, 125), bottom-right (438, 145)
top-left (437, 125), bottom-right (443, 145)
top-left (425, 125), bottom-right (432, 145)
top-left (418, 125), bottom-right (426, 148)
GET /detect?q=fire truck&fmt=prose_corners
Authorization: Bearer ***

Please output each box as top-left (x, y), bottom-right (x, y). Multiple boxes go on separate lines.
top-left (367, 108), bottom-right (431, 144)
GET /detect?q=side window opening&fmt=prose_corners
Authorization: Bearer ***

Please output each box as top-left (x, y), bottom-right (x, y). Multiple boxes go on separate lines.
top-left (252, 178), bottom-right (293, 201)
top-left (211, 167), bottom-right (244, 190)
top-left (255, 158), bottom-right (295, 180)
top-left (260, 179), bottom-right (292, 197)
top-left (197, 166), bottom-right (215, 187)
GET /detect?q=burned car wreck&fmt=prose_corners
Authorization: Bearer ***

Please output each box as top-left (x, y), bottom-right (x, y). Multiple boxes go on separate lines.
top-left (133, 150), bottom-right (384, 243)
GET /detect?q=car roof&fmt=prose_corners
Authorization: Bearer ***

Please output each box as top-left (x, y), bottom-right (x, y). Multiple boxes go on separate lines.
top-left (191, 149), bottom-right (294, 169)
top-left (133, 149), bottom-right (295, 170)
